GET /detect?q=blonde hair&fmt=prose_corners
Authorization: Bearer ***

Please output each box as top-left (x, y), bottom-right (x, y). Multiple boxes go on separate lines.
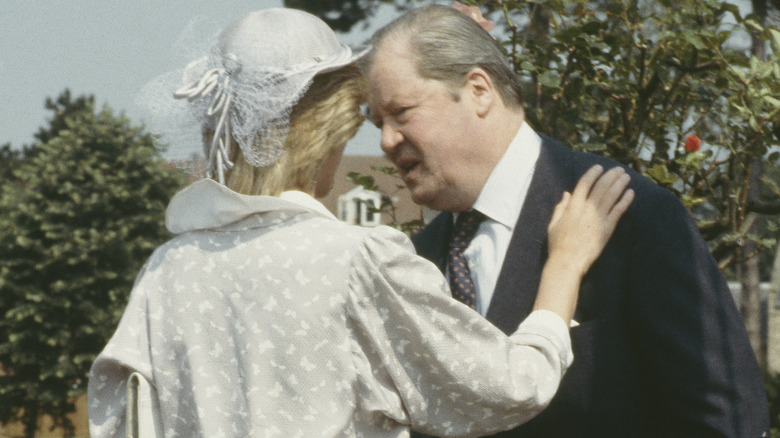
top-left (219, 65), bottom-right (368, 196)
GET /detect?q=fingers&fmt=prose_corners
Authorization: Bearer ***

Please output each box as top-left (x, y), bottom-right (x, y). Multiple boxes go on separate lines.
top-left (598, 171), bottom-right (631, 215)
top-left (571, 165), bottom-right (605, 200)
top-left (572, 165), bottom-right (631, 215)
top-left (602, 188), bottom-right (635, 231)
top-left (550, 191), bottom-right (571, 229)
top-left (546, 165), bottom-right (635, 276)
top-left (589, 167), bottom-right (630, 208)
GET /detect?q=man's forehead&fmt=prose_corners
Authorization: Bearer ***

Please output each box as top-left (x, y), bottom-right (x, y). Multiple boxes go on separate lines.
top-left (366, 92), bottom-right (394, 124)
top-left (374, 32), bottom-right (412, 60)
top-left (368, 78), bottom-right (414, 118)
top-left (369, 35), bottom-right (416, 75)
top-left (368, 45), bottom-right (418, 96)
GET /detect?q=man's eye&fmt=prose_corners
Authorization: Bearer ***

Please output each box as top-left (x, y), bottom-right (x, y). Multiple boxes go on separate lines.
top-left (393, 106), bottom-right (411, 119)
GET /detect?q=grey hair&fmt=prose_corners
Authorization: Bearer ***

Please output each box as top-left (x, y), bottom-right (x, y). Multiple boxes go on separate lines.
top-left (364, 4), bottom-right (524, 110)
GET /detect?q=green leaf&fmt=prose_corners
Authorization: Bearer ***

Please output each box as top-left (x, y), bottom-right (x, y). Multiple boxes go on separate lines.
top-left (680, 151), bottom-right (706, 167)
top-left (770, 29), bottom-right (780, 54)
top-left (681, 29), bottom-right (705, 50)
top-left (645, 164), bottom-right (679, 185)
top-left (744, 19), bottom-right (764, 33)
top-left (578, 142), bottom-right (607, 152)
top-left (520, 61), bottom-right (537, 72)
top-left (764, 95), bottom-right (780, 109)
top-left (537, 70), bottom-right (562, 89)
top-left (749, 115), bottom-right (759, 131)
top-left (346, 172), bottom-right (378, 191)
top-left (681, 194), bottom-right (707, 208)
top-left (370, 166), bottom-right (398, 176)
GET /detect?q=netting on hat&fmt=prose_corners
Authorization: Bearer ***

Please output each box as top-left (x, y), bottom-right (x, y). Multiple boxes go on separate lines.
top-left (175, 52), bottom-right (320, 182)
top-left (141, 51), bottom-right (317, 183)
top-left (136, 9), bottom-right (367, 183)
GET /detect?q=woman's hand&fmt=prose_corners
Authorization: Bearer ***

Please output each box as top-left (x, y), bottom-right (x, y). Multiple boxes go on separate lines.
top-left (547, 165), bottom-right (634, 277)
top-left (532, 165), bottom-right (634, 323)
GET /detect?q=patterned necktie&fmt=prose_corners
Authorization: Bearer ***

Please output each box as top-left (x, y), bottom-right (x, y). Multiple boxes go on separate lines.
top-left (448, 210), bottom-right (485, 309)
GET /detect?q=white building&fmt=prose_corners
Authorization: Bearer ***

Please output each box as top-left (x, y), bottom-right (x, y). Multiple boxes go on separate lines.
top-left (337, 186), bottom-right (383, 227)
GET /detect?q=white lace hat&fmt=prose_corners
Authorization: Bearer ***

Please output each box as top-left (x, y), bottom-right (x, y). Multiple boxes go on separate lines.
top-left (146, 8), bottom-right (370, 183)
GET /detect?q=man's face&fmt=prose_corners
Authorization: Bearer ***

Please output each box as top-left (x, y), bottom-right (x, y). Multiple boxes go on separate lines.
top-left (367, 39), bottom-right (484, 212)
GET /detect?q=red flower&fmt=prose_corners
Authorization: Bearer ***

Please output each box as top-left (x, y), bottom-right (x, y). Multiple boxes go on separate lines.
top-left (684, 135), bottom-right (702, 152)
top-left (451, 1), bottom-right (495, 32)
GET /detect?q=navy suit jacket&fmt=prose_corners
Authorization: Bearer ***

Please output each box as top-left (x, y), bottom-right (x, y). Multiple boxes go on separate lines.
top-left (411, 136), bottom-right (769, 437)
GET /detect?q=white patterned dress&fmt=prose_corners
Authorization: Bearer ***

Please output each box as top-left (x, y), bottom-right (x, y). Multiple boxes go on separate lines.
top-left (88, 179), bottom-right (572, 438)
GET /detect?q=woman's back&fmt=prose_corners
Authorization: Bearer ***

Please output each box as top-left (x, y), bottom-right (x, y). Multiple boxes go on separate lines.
top-left (92, 182), bottom-right (392, 436)
top-left (90, 180), bottom-right (585, 437)
top-left (151, 214), bottom-right (362, 435)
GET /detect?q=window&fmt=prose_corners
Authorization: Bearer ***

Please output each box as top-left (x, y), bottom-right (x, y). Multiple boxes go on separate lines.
top-left (337, 187), bottom-right (382, 226)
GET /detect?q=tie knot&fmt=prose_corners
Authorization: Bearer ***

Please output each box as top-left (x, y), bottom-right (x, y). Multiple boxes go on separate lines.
top-left (449, 210), bottom-right (485, 251)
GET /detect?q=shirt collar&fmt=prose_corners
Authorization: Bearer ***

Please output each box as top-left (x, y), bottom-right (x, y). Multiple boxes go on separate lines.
top-left (166, 179), bottom-right (336, 234)
top-left (472, 121), bottom-right (541, 228)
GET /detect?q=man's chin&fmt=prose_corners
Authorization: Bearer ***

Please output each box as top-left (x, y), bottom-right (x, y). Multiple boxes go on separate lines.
top-left (409, 189), bottom-right (432, 208)
top-left (409, 190), bottom-right (443, 211)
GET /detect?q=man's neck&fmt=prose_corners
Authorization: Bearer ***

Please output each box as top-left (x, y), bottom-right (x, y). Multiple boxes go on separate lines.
top-left (472, 109), bottom-right (526, 198)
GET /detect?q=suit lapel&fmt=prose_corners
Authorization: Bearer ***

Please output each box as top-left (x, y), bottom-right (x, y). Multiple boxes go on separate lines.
top-left (412, 211), bottom-right (453, 273)
top-left (485, 137), bottom-right (573, 334)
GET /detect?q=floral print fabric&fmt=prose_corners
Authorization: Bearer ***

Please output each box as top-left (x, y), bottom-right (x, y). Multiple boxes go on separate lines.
top-left (88, 179), bottom-right (571, 438)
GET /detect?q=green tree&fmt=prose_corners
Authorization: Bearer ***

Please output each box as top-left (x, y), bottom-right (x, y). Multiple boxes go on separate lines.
top-left (34, 89), bottom-right (95, 146)
top-left (0, 144), bottom-right (21, 186)
top-left (336, 0), bottom-right (780, 366)
top-left (738, 0), bottom-right (775, 373)
top-left (353, 0), bottom-right (775, 364)
top-left (493, 0), bottom-right (780, 363)
top-left (0, 91), bottom-right (185, 437)
top-left (283, 0), bottom-right (422, 32)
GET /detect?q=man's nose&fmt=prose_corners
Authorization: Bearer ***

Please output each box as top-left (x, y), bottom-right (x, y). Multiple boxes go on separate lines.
top-left (380, 124), bottom-right (403, 155)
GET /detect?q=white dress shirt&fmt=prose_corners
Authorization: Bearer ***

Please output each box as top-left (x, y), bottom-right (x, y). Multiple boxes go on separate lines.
top-left (457, 122), bottom-right (541, 315)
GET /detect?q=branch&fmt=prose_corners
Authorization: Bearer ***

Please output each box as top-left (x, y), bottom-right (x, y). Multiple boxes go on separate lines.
top-left (698, 218), bottom-right (730, 241)
top-left (710, 213), bottom-right (758, 261)
top-left (747, 198), bottom-right (780, 215)
top-left (667, 60), bottom-right (720, 73)
top-left (718, 252), bottom-right (735, 270)
top-left (713, 239), bottom-right (739, 264)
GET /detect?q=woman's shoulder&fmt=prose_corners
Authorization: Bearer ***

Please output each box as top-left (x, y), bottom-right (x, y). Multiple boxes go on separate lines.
top-left (281, 215), bottom-right (410, 254)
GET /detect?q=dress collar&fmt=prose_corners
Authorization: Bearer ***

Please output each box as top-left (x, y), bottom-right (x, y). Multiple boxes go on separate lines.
top-left (165, 179), bottom-right (336, 234)
top-left (278, 190), bottom-right (336, 219)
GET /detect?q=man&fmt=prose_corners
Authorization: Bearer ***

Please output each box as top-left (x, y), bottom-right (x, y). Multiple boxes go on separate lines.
top-left (363, 5), bottom-right (769, 437)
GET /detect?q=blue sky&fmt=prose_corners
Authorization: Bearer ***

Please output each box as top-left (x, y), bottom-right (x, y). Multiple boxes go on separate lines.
top-left (0, 1), bottom-right (396, 155)
top-left (0, 1), bottom-right (755, 157)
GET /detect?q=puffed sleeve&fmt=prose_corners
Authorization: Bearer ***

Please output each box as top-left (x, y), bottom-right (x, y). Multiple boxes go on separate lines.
top-left (88, 265), bottom-right (154, 438)
top-left (346, 226), bottom-right (572, 437)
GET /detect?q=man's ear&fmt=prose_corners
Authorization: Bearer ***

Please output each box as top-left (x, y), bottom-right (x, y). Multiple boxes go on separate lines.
top-left (464, 68), bottom-right (495, 117)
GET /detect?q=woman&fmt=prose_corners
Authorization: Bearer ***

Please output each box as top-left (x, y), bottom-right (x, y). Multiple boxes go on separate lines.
top-left (88, 8), bottom-right (633, 438)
